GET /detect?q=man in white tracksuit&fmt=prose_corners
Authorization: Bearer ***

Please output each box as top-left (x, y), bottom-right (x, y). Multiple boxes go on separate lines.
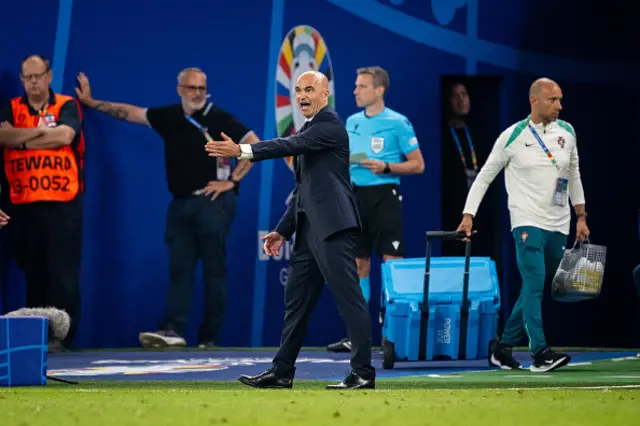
top-left (457, 78), bottom-right (590, 372)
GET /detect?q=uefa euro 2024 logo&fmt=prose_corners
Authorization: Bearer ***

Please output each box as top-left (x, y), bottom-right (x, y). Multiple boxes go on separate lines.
top-left (275, 25), bottom-right (336, 172)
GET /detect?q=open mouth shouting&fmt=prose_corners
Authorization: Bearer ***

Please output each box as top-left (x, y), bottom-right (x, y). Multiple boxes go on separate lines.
top-left (299, 100), bottom-right (312, 114)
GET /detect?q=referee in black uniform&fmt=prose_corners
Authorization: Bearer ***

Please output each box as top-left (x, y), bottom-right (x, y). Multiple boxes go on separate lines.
top-left (75, 68), bottom-right (260, 348)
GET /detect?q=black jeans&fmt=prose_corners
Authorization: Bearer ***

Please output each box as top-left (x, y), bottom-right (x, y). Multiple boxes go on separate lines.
top-left (160, 190), bottom-right (237, 343)
top-left (10, 198), bottom-right (83, 348)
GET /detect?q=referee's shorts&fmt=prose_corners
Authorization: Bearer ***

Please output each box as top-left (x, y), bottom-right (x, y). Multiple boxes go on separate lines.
top-left (353, 183), bottom-right (404, 259)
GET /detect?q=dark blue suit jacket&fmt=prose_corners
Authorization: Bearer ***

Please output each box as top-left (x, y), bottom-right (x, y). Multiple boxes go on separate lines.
top-left (250, 106), bottom-right (361, 242)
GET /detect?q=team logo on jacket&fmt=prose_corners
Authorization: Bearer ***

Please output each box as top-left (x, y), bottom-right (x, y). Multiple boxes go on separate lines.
top-left (521, 231), bottom-right (528, 243)
top-left (557, 136), bottom-right (565, 148)
top-left (371, 137), bottom-right (384, 154)
top-left (276, 25), bottom-right (336, 172)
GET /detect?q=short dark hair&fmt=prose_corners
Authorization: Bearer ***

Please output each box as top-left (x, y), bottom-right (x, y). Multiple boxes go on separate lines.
top-left (357, 66), bottom-right (389, 94)
top-left (20, 54), bottom-right (51, 71)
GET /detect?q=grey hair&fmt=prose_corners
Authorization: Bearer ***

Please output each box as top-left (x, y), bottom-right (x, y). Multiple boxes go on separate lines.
top-left (177, 67), bottom-right (207, 84)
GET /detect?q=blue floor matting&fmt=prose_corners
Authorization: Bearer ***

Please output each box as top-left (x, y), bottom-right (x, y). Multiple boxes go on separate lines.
top-left (45, 349), bottom-right (639, 382)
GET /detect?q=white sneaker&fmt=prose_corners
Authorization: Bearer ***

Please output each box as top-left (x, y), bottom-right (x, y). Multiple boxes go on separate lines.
top-left (138, 330), bottom-right (186, 348)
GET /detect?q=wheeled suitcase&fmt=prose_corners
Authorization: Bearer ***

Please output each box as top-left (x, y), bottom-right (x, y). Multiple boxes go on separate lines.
top-left (380, 230), bottom-right (499, 369)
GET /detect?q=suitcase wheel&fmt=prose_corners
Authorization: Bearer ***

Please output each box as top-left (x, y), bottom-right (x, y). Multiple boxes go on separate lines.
top-left (381, 338), bottom-right (395, 369)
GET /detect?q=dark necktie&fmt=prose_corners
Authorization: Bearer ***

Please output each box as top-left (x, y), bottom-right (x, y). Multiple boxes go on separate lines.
top-left (292, 121), bottom-right (310, 177)
top-left (299, 120), bottom-right (310, 132)
top-left (292, 121), bottom-right (311, 212)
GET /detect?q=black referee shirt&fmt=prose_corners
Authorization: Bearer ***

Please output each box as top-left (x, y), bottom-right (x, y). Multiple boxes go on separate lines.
top-left (146, 103), bottom-right (251, 197)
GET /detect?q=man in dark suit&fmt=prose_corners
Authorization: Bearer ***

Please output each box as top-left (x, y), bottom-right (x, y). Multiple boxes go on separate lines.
top-left (205, 71), bottom-right (376, 390)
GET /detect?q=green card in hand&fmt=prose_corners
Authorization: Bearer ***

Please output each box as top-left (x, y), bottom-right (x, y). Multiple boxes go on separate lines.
top-left (349, 152), bottom-right (369, 164)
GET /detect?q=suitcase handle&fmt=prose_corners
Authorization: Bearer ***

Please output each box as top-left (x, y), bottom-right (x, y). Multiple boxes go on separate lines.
top-left (420, 230), bottom-right (474, 361)
top-left (425, 230), bottom-right (475, 241)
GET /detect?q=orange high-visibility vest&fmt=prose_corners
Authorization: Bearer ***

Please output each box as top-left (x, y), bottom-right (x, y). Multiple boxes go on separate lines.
top-left (4, 94), bottom-right (85, 204)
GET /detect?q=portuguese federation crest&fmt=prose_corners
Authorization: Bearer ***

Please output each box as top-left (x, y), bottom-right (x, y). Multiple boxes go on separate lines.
top-left (276, 25), bottom-right (335, 171)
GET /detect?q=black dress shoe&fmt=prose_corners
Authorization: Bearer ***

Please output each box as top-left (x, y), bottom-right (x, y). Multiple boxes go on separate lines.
top-left (326, 338), bottom-right (352, 353)
top-left (326, 372), bottom-right (375, 390)
top-left (238, 370), bottom-right (293, 389)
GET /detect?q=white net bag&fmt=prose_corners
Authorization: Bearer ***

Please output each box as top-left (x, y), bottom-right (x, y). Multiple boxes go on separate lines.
top-left (552, 239), bottom-right (607, 302)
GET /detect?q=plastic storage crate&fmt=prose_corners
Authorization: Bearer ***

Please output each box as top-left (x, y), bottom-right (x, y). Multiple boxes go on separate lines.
top-left (380, 231), bottom-right (500, 369)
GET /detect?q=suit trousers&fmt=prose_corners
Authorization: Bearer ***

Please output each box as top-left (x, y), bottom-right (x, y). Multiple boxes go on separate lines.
top-left (272, 213), bottom-right (375, 379)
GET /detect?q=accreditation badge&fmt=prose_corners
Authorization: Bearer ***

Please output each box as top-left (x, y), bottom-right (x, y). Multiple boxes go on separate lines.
top-left (465, 168), bottom-right (477, 189)
top-left (553, 177), bottom-right (569, 207)
top-left (38, 114), bottom-right (57, 128)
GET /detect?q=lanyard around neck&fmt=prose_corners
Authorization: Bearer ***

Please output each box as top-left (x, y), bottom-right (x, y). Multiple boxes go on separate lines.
top-left (185, 115), bottom-right (214, 143)
top-left (449, 125), bottom-right (477, 171)
top-left (527, 123), bottom-right (559, 170)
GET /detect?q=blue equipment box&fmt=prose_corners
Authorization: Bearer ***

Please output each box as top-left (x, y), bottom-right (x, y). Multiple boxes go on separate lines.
top-left (381, 256), bottom-right (500, 366)
top-left (0, 316), bottom-right (48, 386)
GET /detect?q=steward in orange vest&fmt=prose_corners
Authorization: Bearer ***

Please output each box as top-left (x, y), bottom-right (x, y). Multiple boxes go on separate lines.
top-left (3, 93), bottom-right (85, 204)
top-left (0, 55), bottom-right (85, 352)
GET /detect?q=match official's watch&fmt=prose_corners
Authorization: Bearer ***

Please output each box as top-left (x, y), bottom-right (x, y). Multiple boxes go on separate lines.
top-left (383, 162), bottom-right (391, 174)
top-left (576, 212), bottom-right (587, 219)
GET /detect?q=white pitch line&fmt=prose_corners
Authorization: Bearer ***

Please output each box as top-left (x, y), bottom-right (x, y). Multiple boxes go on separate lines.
top-left (601, 376), bottom-right (640, 379)
top-left (611, 357), bottom-right (640, 362)
top-left (502, 385), bottom-right (640, 391)
top-left (566, 362), bottom-right (592, 367)
top-left (505, 375), bottom-right (552, 378)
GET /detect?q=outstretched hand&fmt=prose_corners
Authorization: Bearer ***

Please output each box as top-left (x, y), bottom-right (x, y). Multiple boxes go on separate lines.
top-left (205, 132), bottom-right (241, 158)
top-left (75, 72), bottom-right (94, 106)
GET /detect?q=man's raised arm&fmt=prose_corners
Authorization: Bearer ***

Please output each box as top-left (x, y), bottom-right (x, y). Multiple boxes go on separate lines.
top-left (205, 120), bottom-right (339, 161)
top-left (248, 122), bottom-right (338, 161)
top-left (75, 72), bottom-right (149, 126)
